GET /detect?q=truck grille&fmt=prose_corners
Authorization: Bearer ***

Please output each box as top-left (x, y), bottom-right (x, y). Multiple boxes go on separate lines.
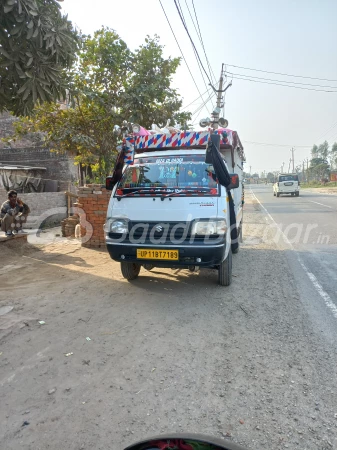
top-left (109, 221), bottom-right (220, 242)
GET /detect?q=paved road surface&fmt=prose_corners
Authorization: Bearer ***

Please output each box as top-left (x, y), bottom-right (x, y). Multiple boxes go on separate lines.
top-left (250, 185), bottom-right (337, 341)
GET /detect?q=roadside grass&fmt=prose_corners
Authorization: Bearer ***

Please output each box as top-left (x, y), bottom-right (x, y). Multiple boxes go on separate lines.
top-left (301, 181), bottom-right (337, 189)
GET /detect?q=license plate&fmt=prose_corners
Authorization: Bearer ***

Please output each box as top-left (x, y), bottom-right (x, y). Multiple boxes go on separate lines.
top-left (284, 182), bottom-right (293, 186)
top-left (137, 249), bottom-right (179, 260)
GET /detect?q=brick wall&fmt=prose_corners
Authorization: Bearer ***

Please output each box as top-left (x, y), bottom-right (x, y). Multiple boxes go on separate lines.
top-left (77, 185), bottom-right (111, 248)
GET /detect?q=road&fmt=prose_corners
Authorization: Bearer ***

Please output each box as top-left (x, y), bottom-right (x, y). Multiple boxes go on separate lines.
top-left (1, 190), bottom-right (337, 450)
top-left (249, 185), bottom-right (337, 341)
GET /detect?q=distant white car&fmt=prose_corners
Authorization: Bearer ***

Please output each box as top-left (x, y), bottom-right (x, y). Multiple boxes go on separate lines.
top-left (273, 174), bottom-right (300, 197)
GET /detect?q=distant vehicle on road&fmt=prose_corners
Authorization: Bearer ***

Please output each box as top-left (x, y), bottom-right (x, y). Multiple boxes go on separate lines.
top-left (273, 173), bottom-right (300, 197)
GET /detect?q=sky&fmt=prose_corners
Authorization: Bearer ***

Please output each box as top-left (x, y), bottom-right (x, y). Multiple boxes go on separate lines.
top-left (61, 0), bottom-right (337, 175)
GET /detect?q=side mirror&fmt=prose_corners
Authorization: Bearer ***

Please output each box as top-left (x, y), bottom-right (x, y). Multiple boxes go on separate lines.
top-left (106, 176), bottom-right (114, 190)
top-left (227, 173), bottom-right (239, 190)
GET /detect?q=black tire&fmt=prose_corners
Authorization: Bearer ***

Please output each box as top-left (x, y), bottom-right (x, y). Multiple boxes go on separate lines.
top-left (218, 248), bottom-right (232, 286)
top-left (291, 193), bottom-right (294, 196)
top-left (232, 223), bottom-right (240, 253)
top-left (276, 192), bottom-right (280, 197)
top-left (295, 192), bottom-right (299, 197)
top-left (143, 264), bottom-right (154, 271)
top-left (120, 262), bottom-right (141, 280)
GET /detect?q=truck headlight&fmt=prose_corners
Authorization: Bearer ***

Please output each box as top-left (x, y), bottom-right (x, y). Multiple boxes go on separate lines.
top-left (192, 220), bottom-right (227, 235)
top-left (104, 218), bottom-right (129, 234)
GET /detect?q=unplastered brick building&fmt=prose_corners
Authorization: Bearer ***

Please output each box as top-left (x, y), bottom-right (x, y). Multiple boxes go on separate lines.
top-left (76, 185), bottom-right (111, 248)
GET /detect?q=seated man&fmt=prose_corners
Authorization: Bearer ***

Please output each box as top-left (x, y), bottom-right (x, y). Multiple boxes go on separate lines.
top-left (0, 190), bottom-right (30, 236)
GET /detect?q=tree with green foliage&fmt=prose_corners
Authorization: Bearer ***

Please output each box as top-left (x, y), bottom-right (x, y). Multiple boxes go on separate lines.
top-left (75, 29), bottom-right (190, 127)
top-left (311, 144), bottom-right (318, 159)
top-left (309, 157), bottom-right (330, 180)
top-left (329, 142), bottom-right (337, 170)
top-left (309, 141), bottom-right (331, 180)
top-left (266, 172), bottom-right (275, 182)
top-left (11, 28), bottom-right (192, 184)
top-left (317, 140), bottom-right (329, 160)
top-left (0, 0), bottom-right (78, 115)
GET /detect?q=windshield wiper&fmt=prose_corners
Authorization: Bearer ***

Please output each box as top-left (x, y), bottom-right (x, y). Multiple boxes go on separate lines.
top-left (116, 187), bottom-right (215, 200)
top-left (160, 187), bottom-right (215, 199)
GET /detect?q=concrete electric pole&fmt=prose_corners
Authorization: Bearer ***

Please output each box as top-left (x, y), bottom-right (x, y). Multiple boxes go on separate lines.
top-left (291, 147), bottom-right (295, 173)
top-left (212, 64), bottom-right (232, 129)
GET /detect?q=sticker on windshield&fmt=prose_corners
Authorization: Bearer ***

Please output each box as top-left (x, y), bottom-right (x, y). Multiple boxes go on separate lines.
top-left (156, 157), bottom-right (183, 165)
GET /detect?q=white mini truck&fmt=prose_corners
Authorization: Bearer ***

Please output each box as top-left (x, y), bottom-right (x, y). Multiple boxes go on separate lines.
top-left (105, 128), bottom-right (245, 286)
top-left (273, 173), bottom-right (300, 197)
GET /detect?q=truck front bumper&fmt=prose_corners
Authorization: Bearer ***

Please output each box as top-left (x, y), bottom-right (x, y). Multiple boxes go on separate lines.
top-left (106, 238), bottom-right (227, 268)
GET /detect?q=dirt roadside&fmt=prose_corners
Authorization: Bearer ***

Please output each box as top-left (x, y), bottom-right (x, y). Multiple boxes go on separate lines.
top-left (1, 191), bottom-right (337, 450)
top-left (301, 187), bottom-right (337, 195)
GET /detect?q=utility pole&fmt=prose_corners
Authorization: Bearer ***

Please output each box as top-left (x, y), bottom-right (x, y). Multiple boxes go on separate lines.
top-left (215, 64), bottom-right (224, 114)
top-left (291, 147), bottom-right (295, 173)
top-left (281, 162), bottom-right (285, 173)
top-left (288, 158), bottom-right (292, 173)
top-left (249, 165), bottom-right (252, 176)
top-left (212, 63), bottom-right (232, 129)
top-left (302, 160), bottom-right (305, 182)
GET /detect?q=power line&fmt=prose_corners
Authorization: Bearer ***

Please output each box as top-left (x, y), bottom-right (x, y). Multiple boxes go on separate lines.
top-left (243, 141), bottom-right (311, 148)
top-left (225, 63), bottom-right (337, 83)
top-left (192, 0), bottom-right (217, 84)
top-left (181, 88), bottom-right (212, 110)
top-left (314, 120), bottom-right (337, 143)
top-left (189, 89), bottom-right (213, 118)
top-left (174, 0), bottom-right (214, 87)
top-left (328, 132), bottom-right (337, 144)
top-left (191, 98), bottom-right (213, 125)
top-left (189, 90), bottom-right (215, 127)
top-left (176, 0), bottom-right (211, 93)
top-left (228, 75), bottom-right (337, 93)
top-left (158, 0), bottom-right (211, 115)
top-left (191, 89), bottom-right (214, 117)
top-left (177, 0), bottom-right (214, 110)
top-left (183, 0), bottom-right (216, 85)
top-left (226, 71), bottom-right (337, 90)
top-left (182, 2), bottom-right (215, 109)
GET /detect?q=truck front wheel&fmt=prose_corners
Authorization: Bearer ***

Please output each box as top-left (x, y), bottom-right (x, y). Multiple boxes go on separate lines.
top-left (121, 262), bottom-right (141, 280)
top-left (232, 223), bottom-right (241, 253)
top-left (218, 248), bottom-right (232, 286)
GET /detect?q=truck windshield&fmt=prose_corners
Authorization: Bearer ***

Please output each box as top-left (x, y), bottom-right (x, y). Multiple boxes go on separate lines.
top-left (116, 154), bottom-right (219, 197)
